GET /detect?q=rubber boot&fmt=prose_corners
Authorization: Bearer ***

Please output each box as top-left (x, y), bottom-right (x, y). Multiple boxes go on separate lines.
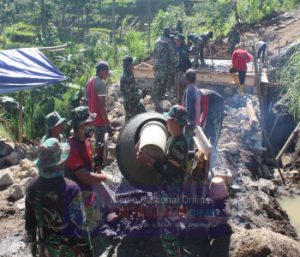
top-left (239, 84), bottom-right (244, 96)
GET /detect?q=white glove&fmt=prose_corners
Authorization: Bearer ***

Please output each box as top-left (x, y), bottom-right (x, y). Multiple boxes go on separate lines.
top-left (103, 173), bottom-right (114, 186)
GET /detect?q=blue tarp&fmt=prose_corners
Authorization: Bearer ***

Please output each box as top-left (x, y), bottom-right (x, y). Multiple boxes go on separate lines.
top-left (0, 48), bottom-right (67, 94)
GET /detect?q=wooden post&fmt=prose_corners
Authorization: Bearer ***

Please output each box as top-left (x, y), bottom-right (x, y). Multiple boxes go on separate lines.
top-left (252, 45), bottom-right (286, 186)
top-left (112, 0), bottom-right (118, 65)
top-left (18, 91), bottom-right (24, 144)
top-left (276, 123), bottom-right (300, 162)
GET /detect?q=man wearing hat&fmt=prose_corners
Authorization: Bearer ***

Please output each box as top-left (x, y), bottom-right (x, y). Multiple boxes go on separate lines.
top-left (137, 105), bottom-right (188, 257)
top-left (66, 106), bottom-right (113, 239)
top-left (25, 138), bottom-right (94, 257)
top-left (175, 33), bottom-right (192, 103)
top-left (86, 61), bottom-right (112, 146)
top-left (41, 111), bottom-right (66, 143)
top-left (152, 28), bottom-right (176, 111)
top-left (120, 55), bottom-right (146, 121)
top-left (182, 69), bottom-right (201, 150)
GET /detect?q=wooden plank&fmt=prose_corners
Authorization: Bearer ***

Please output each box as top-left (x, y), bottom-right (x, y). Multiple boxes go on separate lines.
top-left (133, 58), bottom-right (269, 87)
top-left (246, 100), bottom-right (259, 127)
top-left (195, 126), bottom-right (212, 159)
top-left (276, 123), bottom-right (300, 161)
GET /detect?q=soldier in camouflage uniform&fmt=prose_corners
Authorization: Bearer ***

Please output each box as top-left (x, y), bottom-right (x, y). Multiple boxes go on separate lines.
top-left (137, 105), bottom-right (188, 257)
top-left (188, 32), bottom-right (202, 68)
top-left (25, 138), bottom-right (94, 257)
top-left (152, 28), bottom-right (176, 111)
top-left (228, 25), bottom-right (240, 55)
top-left (175, 34), bottom-right (192, 103)
top-left (199, 31), bottom-right (214, 65)
top-left (41, 111), bottom-right (66, 143)
top-left (120, 55), bottom-right (146, 121)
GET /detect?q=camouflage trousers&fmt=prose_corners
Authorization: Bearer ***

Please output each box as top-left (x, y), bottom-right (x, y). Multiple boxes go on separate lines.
top-left (167, 67), bottom-right (176, 92)
top-left (175, 71), bottom-right (186, 103)
top-left (152, 67), bottom-right (168, 107)
top-left (37, 243), bottom-right (83, 257)
top-left (158, 190), bottom-right (182, 257)
top-left (124, 97), bottom-right (146, 121)
top-left (190, 46), bottom-right (204, 66)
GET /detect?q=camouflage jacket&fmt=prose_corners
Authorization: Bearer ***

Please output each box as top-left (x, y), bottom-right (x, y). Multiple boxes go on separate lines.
top-left (120, 70), bottom-right (137, 100)
top-left (176, 44), bottom-right (192, 72)
top-left (228, 29), bottom-right (240, 44)
top-left (25, 176), bottom-right (93, 256)
top-left (154, 134), bottom-right (188, 191)
top-left (153, 35), bottom-right (175, 67)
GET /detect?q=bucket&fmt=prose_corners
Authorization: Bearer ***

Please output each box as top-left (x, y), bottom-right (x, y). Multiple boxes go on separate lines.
top-left (212, 167), bottom-right (232, 188)
top-left (209, 177), bottom-right (229, 201)
top-left (139, 121), bottom-right (168, 160)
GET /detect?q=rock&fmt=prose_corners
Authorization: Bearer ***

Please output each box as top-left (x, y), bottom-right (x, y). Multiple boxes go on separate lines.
top-left (20, 158), bottom-right (34, 171)
top-left (281, 155), bottom-right (292, 168)
top-left (142, 95), bottom-right (152, 105)
top-left (0, 141), bottom-right (13, 157)
top-left (107, 96), bottom-right (115, 108)
top-left (258, 178), bottom-right (276, 194)
top-left (19, 167), bottom-right (38, 179)
top-left (7, 184), bottom-right (24, 200)
top-left (4, 152), bottom-right (20, 166)
top-left (111, 116), bottom-right (125, 128)
top-left (159, 100), bottom-right (172, 112)
top-left (112, 132), bottom-right (119, 144)
top-left (223, 87), bottom-right (235, 97)
top-left (16, 197), bottom-right (25, 210)
top-left (262, 203), bottom-right (282, 220)
top-left (0, 157), bottom-right (6, 169)
top-left (0, 169), bottom-right (14, 188)
top-left (210, 228), bottom-right (300, 257)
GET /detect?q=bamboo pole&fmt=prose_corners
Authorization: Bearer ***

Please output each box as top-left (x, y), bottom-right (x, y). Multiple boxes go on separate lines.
top-left (38, 43), bottom-right (70, 52)
top-left (18, 92), bottom-right (24, 144)
top-left (252, 45), bottom-right (286, 186)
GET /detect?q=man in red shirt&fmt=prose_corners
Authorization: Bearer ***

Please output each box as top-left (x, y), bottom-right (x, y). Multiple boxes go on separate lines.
top-left (86, 61), bottom-right (111, 146)
top-left (230, 45), bottom-right (253, 95)
top-left (66, 106), bottom-right (113, 239)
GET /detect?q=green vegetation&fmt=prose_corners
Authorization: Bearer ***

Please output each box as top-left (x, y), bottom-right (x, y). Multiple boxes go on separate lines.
top-left (280, 42), bottom-right (300, 119)
top-left (1, 0), bottom-right (300, 139)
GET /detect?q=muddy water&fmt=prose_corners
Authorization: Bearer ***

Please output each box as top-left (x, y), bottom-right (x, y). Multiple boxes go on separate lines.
top-left (279, 196), bottom-right (300, 236)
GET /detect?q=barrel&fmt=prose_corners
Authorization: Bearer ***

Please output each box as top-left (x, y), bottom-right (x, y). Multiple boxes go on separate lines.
top-left (139, 121), bottom-right (168, 160)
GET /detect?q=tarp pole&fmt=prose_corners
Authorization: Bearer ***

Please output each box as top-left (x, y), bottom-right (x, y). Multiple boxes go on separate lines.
top-left (18, 91), bottom-right (24, 144)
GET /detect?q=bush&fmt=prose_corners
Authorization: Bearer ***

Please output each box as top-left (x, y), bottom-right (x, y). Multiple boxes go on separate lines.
top-left (280, 42), bottom-right (300, 119)
top-left (124, 31), bottom-right (148, 62)
top-left (5, 22), bottom-right (36, 43)
top-left (151, 5), bottom-right (186, 39)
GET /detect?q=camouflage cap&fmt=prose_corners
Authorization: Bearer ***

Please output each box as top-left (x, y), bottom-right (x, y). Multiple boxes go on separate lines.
top-left (70, 106), bottom-right (96, 129)
top-left (35, 138), bottom-right (70, 170)
top-left (46, 111), bottom-right (65, 129)
top-left (122, 55), bottom-right (134, 67)
top-left (163, 105), bottom-right (187, 127)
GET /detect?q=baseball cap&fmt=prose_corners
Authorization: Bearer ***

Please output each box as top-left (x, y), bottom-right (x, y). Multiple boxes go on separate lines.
top-left (163, 105), bottom-right (188, 127)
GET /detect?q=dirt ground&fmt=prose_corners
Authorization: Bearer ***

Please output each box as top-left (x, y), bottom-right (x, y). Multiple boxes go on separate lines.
top-left (1, 8), bottom-right (300, 257)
